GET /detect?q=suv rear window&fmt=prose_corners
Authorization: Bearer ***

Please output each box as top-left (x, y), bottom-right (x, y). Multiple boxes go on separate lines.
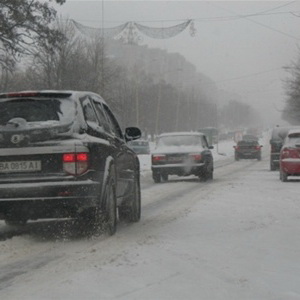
top-left (0, 98), bottom-right (75, 126)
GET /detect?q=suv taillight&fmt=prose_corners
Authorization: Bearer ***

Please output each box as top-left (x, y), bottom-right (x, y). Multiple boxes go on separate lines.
top-left (63, 152), bottom-right (89, 175)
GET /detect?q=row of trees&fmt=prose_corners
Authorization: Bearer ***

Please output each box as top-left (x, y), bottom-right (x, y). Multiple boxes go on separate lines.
top-left (0, 1), bottom-right (262, 137)
top-left (283, 51), bottom-right (300, 124)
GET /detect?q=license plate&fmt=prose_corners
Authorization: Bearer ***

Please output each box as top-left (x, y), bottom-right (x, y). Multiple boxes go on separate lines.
top-left (168, 156), bottom-right (182, 162)
top-left (0, 161), bottom-right (42, 173)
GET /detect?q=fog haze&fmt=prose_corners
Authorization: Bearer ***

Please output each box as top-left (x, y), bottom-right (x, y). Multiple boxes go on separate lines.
top-left (54, 0), bottom-right (300, 126)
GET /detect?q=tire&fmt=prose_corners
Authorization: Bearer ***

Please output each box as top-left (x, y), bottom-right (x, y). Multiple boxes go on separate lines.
top-left (235, 154), bottom-right (239, 161)
top-left (5, 218), bottom-right (27, 226)
top-left (280, 169), bottom-right (288, 182)
top-left (119, 174), bottom-right (141, 223)
top-left (161, 173), bottom-right (168, 182)
top-left (152, 171), bottom-right (161, 183)
top-left (77, 170), bottom-right (117, 236)
top-left (257, 155), bottom-right (261, 161)
top-left (199, 167), bottom-right (208, 182)
top-left (270, 161), bottom-right (276, 171)
top-left (103, 174), bottom-right (117, 235)
top-left (200, 162), bottom-right (213, 182)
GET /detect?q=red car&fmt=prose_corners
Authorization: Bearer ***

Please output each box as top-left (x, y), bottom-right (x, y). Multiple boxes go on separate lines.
top-left (279, 129), bottom-right (300, 182)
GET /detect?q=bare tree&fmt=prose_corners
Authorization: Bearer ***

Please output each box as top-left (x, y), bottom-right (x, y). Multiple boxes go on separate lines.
top-left (283, 55), bottom-right (300, 124)
top-left (220, 100), bottom-right (261, 130)
top-left (0, 0), bottom-right (65, 72)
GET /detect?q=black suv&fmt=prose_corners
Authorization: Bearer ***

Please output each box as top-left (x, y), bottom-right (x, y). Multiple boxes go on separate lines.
top-left (0, 91), bottom-right (141, 235)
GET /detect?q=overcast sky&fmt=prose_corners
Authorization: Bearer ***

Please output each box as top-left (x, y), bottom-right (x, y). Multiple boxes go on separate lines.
top-left (54, 0), bottom-right (300, 126)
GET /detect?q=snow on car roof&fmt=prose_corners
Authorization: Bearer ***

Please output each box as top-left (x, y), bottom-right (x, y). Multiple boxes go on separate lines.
top-left (287, 128), bottom-right (300, 136)
top-left (0, 90), bottom-right (107, 104)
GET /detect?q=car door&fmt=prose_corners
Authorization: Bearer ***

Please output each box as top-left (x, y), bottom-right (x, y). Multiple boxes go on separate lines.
top-left (81, 96), bottom-right (113, 181)
top-left (102, 103), bottom-right (136, 201)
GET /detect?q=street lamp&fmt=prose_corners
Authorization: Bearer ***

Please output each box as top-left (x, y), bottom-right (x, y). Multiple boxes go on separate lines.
top-left (155, 67), bottom-right (182, 134)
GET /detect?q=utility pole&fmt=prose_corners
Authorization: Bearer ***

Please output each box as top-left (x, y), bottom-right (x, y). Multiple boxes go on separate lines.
top-left (101, 0), bottom-right (104, 93)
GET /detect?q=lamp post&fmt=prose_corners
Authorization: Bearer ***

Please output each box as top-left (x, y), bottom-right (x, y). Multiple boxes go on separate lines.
top-left (155, 67), bottom-right (182, 135)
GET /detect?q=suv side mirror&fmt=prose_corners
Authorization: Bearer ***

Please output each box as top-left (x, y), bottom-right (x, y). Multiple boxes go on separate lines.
top-left (125, 127), bottom-right (141, 142)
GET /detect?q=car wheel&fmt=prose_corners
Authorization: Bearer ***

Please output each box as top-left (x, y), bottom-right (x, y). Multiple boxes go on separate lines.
top-left (103, 173), bottom-right (117, 235)
top-left (152, 171), bottom-right (161, 183)
top-left (161, 173), bottom-right (168, 182)
top-left (119, 174), bottom-right (141, 223)
top-left (235, 154), bottom-right (239, 161)
top-left (280, 169), bottom-right (288, 182)
top-left (77, 170), bottom-right (117, 236)
top-left (5, 218), bottom-right (27, 226)
top-left (199, 166), bottom-right (209, 182)
top-left (257, 155), bottom-right (262, 161)
top-left (270, 161), bottom-right (276, 171)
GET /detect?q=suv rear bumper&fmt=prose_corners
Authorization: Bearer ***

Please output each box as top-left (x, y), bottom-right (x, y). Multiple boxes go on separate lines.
top-left (0, 179), bottom-right (102, 219)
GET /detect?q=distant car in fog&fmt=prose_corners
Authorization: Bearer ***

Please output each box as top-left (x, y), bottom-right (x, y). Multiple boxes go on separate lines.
top-left (279, 129), bottom-right (300, 182)
top-left (151, 132), bottom-right (214, 183)
top-left (242, 134), bottom-right (259, 142)
top-left (198, 127), bottom-right (218, 146)
top-left (128, 139), bottom-right (150, 154)
top-left (234, 140), bottom-right (262, 161)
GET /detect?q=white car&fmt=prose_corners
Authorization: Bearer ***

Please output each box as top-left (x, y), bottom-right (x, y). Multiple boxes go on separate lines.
top-left (151, 132), bottom-right (214, 183)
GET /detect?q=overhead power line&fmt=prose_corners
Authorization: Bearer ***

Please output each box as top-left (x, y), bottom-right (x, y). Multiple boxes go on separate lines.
top-left (73, 10), bottom-right (300, 25)
top-left (255, 1), bottom-right (297, 14)
top-left (216, 68), bottom-right (283, 83)
top-left (208, 2), bottom-right (300, 41)
top-left (71, 1), bottom-right (300, 43)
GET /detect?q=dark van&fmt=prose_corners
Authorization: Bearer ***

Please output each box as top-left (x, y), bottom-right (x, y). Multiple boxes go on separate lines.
top-left (270, 126), bottom-right (298, 170)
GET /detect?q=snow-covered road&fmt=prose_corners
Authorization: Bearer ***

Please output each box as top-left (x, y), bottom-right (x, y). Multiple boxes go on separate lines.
top-left (0, 138), bottom-right (300, 300)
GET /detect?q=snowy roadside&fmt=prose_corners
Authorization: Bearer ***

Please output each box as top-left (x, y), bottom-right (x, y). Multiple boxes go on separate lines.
top-left (1, 136), bottom-right (299, 300)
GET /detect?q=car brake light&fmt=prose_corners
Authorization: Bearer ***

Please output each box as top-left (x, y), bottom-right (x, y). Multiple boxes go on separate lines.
top-left (255, 146), bottom-right (261, 150)
top-left (152, 154), bottom-right (166, 163)
top-left (189, 153), bottom-right (202, 161)
top-left (76, 153), bottom-right (88, 161)
top-left (63, 152), bottom-right (89, 175)
top-left (63, 153), bottom-right (76, 162)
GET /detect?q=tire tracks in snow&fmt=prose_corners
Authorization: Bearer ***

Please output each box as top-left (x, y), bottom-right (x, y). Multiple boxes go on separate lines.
top-left (0, 157), bottom-right (265, 292)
